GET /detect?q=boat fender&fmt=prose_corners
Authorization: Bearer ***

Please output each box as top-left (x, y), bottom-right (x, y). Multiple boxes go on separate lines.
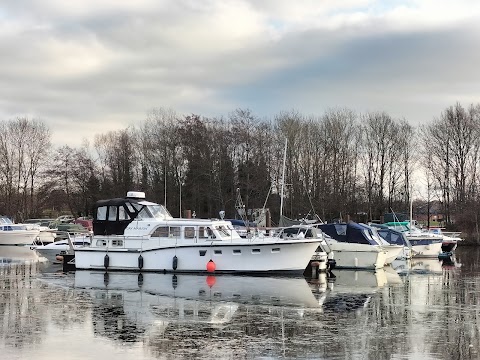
top-left (56, 255), bottom-right (64, 262)
top-left (104, 254), bottom-right (109, 269)
top-left (172, 255), bottom-right (178, 270)
top-left (172, 274), bottom-right (178, 289)
top-left (138, 254), bottom-right (144, 269)
top-left (207, 259), bottom-right (216, 273)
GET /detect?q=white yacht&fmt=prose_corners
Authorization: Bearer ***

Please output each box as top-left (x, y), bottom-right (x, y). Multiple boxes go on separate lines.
top-left (73, 191), bottom-right (321, 274)
top-left (314, 222), bottom-right (403, 270)
top-left (384, 221), bottom-right (443, 258)
top-left (31, 236), bottom-right (91, 263)
top-left (0, 216), bottom-right (40, 245)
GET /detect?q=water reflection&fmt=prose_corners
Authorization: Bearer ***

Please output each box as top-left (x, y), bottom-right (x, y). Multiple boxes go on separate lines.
top-left (0, 248), bottom-right (480, 359)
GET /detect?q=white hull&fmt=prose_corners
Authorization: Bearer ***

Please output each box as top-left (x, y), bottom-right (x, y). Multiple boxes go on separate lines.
top-left (411, 242), bottom-right (443, 258)
top-left (0, 230), bottom-right (40, 245)
top-left (325, 241), bottom-right (387, 269)
top-left (36, 230), bottom-right (57, 244)
top-left (75, 239), bottom-right (320, 274)
top-left (383, 245), bottom-right (404, 265)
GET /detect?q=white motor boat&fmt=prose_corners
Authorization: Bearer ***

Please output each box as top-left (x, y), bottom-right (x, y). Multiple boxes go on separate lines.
top-left (384, 221), bottom-right (443, 258)
top-left (315, 222), bottom-right (403, 270)
top-left (31, 236), bottom-right (91, 263)
top-left (0, 216), bottom-right (41, 245)
top-left (74, 191), bottom-right (321, 274)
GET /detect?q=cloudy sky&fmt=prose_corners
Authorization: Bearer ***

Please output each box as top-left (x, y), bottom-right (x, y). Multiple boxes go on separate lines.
top-left (1, 0), bottom-right (480, 146)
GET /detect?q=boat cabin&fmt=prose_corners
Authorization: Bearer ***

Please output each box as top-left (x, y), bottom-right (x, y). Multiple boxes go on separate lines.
top-left (93, 191), bottom-right (173, 236)
top-left (315, 222), bottom-right (380, 245)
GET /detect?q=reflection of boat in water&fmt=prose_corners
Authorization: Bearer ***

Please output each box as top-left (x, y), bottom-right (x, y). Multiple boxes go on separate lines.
top-left (0, 245), bottom-right (47, 264)
top-left (38, 271), bottom-right (325, 343)
top-left (75, 271), bottom-right (323, 309)
top-left (320, 269), bottom-right (389, 313)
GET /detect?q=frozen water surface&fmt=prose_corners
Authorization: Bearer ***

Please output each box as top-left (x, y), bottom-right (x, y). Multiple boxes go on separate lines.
top-left (1, 245), bottom-right (479, 359)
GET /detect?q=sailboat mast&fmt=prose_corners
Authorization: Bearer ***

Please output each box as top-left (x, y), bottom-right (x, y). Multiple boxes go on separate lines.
top-left (280, 138), bottom-right (287, 219)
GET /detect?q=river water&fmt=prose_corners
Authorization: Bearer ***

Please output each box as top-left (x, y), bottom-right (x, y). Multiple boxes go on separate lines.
top-left (1, 246), bottom-right (479, 360)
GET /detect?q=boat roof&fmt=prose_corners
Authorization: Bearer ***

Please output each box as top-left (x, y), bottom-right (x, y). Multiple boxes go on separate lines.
top-left (316, 221), bottom-right (379, 245)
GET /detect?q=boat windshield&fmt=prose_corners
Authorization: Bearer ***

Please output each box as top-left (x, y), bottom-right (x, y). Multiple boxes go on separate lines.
top-left (215, 225), bottom-right (234, 238)
top-left (137, 204), bottom-right (173, 220)
top-left (0, 217), bottom-right (13, 225)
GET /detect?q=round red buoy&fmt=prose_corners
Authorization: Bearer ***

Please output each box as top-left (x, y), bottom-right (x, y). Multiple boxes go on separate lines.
top-left (206, 259), bottom-right (216, 273)
top-left (206, 275), bottom-right (216, 288)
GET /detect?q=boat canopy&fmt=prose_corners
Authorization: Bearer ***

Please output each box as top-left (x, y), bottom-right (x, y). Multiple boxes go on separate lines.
top-left (370, 224), bottom-right (412, 248)
top-left (93, 195), bottom-right (173, 235)
top-left (316, 222), bottom-right (379, 245)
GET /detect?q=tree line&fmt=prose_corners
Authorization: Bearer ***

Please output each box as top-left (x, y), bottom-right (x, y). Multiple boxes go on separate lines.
top-left (1, 103), bottom-right (480, 240)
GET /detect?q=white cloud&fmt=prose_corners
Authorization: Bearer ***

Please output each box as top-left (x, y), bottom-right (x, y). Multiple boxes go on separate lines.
top-left (0, 0), bottom-right (479, 146)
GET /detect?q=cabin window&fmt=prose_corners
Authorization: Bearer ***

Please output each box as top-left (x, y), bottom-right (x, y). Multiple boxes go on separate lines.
top-left (152, 226), bottom-right (169, 237)
top-left (170, 227), bottom-right (181, 238)
top-left (96, 240), bottom-right (107, 247)
top-left (272, 248), bottom-right (280, 253)
top-left (233, 249), bottom-right (241, 255)
top-left (391, 233), bottom-right (401, 245)
top-left (108, 206), bottom-right (117, 221)
top-left (125, 202), bottom-right (135, 213)
top-left (198, 227), bottom-right (208, 239)
top-left (97, 206), bottom-right (107, 220)
top-left (206, 227), bottom-right (216, 239)
top-left (111, 239), bottom-right (123, 247)
top-left (199, 250), bottom-right (207, 256)
top-left (184, 227), bottom-right (195, 239)
top-left (214, 250), bottom-right (222, 255)
top-left (252, 249), bottom-right (261, 254)
top-left (334, 224), bottom-right (347, 236)
top-left (216, 226), bottom-right (231, 237)
top-left (118, 207), bottom-right (130, 220)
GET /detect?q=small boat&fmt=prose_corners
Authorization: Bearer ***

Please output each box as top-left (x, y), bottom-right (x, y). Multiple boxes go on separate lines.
top-left (31, 236), bottom-right (91, 263)
top-left (384, 221), bottom-right (443, 258)
top-left (0, 216), bottom-right (41, 245)
top-left (24, 218), bottom-right (57, 244)
top-left (74, 191), bottom-right (321, 274)
top-left (370, 224), bottom-right (413, 259)
top-left (427, 227), bottom-right (462, 253)
top-left (314, 222), bottom-right (403, 270)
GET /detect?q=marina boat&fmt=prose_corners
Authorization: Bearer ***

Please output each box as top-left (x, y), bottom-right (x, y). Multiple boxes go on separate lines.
top-left (0, 216), bottom-right (41, 245)
top-left (370, 224), bottom-right (413, 259)
top-left (31, 236), bottom-right (91, 263)
top-left (384, 221), bottom-right (443, 258)
top-left (277, 225), bottom-right (331, 272)
top-left (427, 227), bottom-right (462, 253)
top-left (24, 218), bottom-right (57, 244)
top-left (314, 222), bottom-right (403, 270)
top-left (73, 191), bottom-right (321, 273)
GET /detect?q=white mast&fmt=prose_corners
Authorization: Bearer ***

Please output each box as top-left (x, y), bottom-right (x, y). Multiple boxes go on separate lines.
top-left (280, 138), bottom-right (287, 221)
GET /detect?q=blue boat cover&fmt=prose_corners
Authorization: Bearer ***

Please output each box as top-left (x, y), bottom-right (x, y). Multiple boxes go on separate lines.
top-left (317, 222), bottom-right (378, 245)
top-left (370, 224), bottom-right (412, 247)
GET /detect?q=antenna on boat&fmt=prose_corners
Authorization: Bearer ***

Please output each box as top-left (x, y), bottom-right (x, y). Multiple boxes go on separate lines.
top-left (279, 138), bottom-right (287, 227)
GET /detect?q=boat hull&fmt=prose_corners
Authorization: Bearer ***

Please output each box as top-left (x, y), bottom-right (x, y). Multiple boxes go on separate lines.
top-left (410, 240), bottom-right (443, 258)
top-left (74, 240), bottom-right (320, 274)
top-left (0, 230), bottom-right (40, 245)
top-left (324, 242), bottom-right (387, 270)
